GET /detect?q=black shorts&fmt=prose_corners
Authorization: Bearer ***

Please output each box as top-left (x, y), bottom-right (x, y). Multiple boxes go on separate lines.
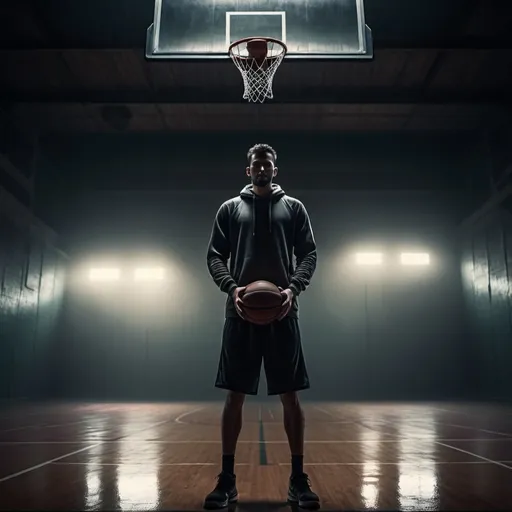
top-left (215, 317), bottom-right (310, 396)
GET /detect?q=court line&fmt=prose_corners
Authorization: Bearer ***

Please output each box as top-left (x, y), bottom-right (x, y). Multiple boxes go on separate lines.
top-left (0, 443), bottom-right (103, 483)
top-left (432, 406), bottom-right (512, 418)
top-left (313, 406), bottom-right (397, 432)
top-left (336, 412), bottom-right (512, 444)
top-left (0, 416), bottom-right (180, 483)
top-left (3, 438), bottom-right (512, 445)
top-left (265, 420), bottom-right (356, 424)
top-left (436, 442), bottom-right (512, 471)
top-left (268, 408), bottom-right (274, 420)
top-left (48, 460), bottom-right (509, 467)
top-left (174, 406), bottom-right (207, 424)
top-left (158, 419), bottom-right (355, 426)
top-left (313, 405), bottom-right (344, 420)
top-left (385, 417), bottom-right (512, 439)
top-left (280, 461), bottom-right (504, 466)
top-left (312, 406), bottom-right (369, 426)
top-left (52, 462), bottom-right (253, 466)
top-left (445, 423), bottom-right (512, 438)
top-left (0, 420), bottom-right (91, 433)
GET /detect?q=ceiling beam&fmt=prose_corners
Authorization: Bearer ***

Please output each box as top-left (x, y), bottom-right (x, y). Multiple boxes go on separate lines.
top-left (2, 87), bottom-right (509, 105)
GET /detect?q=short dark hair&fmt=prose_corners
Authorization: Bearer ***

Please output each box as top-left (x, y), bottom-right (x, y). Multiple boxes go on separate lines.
top-left (247, 143), bottom-right (277, 164)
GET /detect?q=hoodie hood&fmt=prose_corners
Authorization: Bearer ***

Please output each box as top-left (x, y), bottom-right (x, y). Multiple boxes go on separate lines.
top-left (239, 183), bottom-right (285, 199)
top-left (240, 183), bottom-right (286, 236)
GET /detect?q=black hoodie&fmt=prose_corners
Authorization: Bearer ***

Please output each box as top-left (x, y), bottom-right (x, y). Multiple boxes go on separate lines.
top-left (207, 183), bottom-right (317, 319)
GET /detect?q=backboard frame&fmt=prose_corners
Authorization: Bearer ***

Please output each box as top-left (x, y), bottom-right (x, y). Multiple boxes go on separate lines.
top-left (145, 0), bottom-right (373, 60)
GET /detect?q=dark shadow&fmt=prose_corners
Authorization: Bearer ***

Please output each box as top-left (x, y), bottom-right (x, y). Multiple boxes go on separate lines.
top-left (156, 509), bottom-right (353, 512)
top-left (230, 500), bottom-right (325, 511)
top-left (229, 500), bottom-right (290, 512)
top-left (230, 502), bottom-right (352, 512)
top-left (229, 501), bottom-right (288, 511)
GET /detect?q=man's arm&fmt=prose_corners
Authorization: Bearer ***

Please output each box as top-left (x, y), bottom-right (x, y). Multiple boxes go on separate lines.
top-left (206, 202), bottom-right (237, 296)
top-left (288, 201), bottom-right (317, 297)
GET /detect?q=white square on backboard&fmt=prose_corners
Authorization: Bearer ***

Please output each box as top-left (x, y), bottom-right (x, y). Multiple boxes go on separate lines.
top-left (226, 11), bottom-right (287, 47)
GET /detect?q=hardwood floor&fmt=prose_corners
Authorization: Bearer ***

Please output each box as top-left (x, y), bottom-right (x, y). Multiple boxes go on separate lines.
top-left (0, 401), bottom-right (511, 510)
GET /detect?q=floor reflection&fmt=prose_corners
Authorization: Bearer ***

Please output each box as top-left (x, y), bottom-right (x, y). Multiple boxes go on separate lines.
top-left (1, 402), bottom-right (511, 511)
top-left (397, 411), bottom-right (439, 510)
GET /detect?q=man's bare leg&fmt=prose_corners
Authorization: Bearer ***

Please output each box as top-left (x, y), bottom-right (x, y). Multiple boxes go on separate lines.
top-left (221, 391), bottom-right (246, 471)
top-left (280, 391), bottom-right (320, 509)
top-left (280, 391), bottom-right (305, 463)
top-left (204, 391), bottom-right (245, 509)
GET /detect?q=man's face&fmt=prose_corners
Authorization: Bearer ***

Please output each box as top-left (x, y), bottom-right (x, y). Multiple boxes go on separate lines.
top-left (246, 151), bottom-right (277, 187)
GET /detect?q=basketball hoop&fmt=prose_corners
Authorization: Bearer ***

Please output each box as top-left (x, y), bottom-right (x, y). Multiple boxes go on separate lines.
top-left (228, 37), bottom-right (287, 103)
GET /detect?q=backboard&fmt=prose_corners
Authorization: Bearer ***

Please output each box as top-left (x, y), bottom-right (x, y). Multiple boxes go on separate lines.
top-left (146, 0), bottom-right (373, 60)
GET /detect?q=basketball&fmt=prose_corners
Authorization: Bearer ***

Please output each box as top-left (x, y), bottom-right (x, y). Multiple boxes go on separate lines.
top-left (246, 39), bottom-right (268, 62)
top-left (240, 280), bottom-right (283, 325)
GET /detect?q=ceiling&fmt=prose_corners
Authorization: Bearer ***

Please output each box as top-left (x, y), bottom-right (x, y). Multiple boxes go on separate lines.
top-left (1, 0), bottom-right (511, 134)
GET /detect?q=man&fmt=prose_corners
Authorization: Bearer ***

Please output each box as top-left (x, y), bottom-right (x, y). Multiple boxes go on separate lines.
top-left (205, 143), bottom-right (319, 510)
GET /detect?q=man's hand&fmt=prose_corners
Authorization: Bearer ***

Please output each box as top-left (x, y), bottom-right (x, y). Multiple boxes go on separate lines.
top-left (276, 287), bottom-right (294, 321)
top-left (232, 286), bottom-right (247, 320)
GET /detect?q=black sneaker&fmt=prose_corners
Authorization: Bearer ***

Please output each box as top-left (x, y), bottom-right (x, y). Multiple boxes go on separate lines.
top-left (203, 472), bottom-right (238, 509)
top-left (288, 473), bottom-right (320, 510)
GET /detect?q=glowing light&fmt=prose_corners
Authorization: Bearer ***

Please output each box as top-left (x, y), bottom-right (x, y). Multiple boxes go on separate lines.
top-left (355, 253), bottom-right (383, 266)
top-left (400, 253), bottom-right (430, 266)
top-left (88, 268), bottom-right (120, 282)
top-left (134, 267), bottom-right (165, 282)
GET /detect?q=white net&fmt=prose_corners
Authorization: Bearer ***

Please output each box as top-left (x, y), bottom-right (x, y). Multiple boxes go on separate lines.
top-left (229, 39), bottom-right (287, 103)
